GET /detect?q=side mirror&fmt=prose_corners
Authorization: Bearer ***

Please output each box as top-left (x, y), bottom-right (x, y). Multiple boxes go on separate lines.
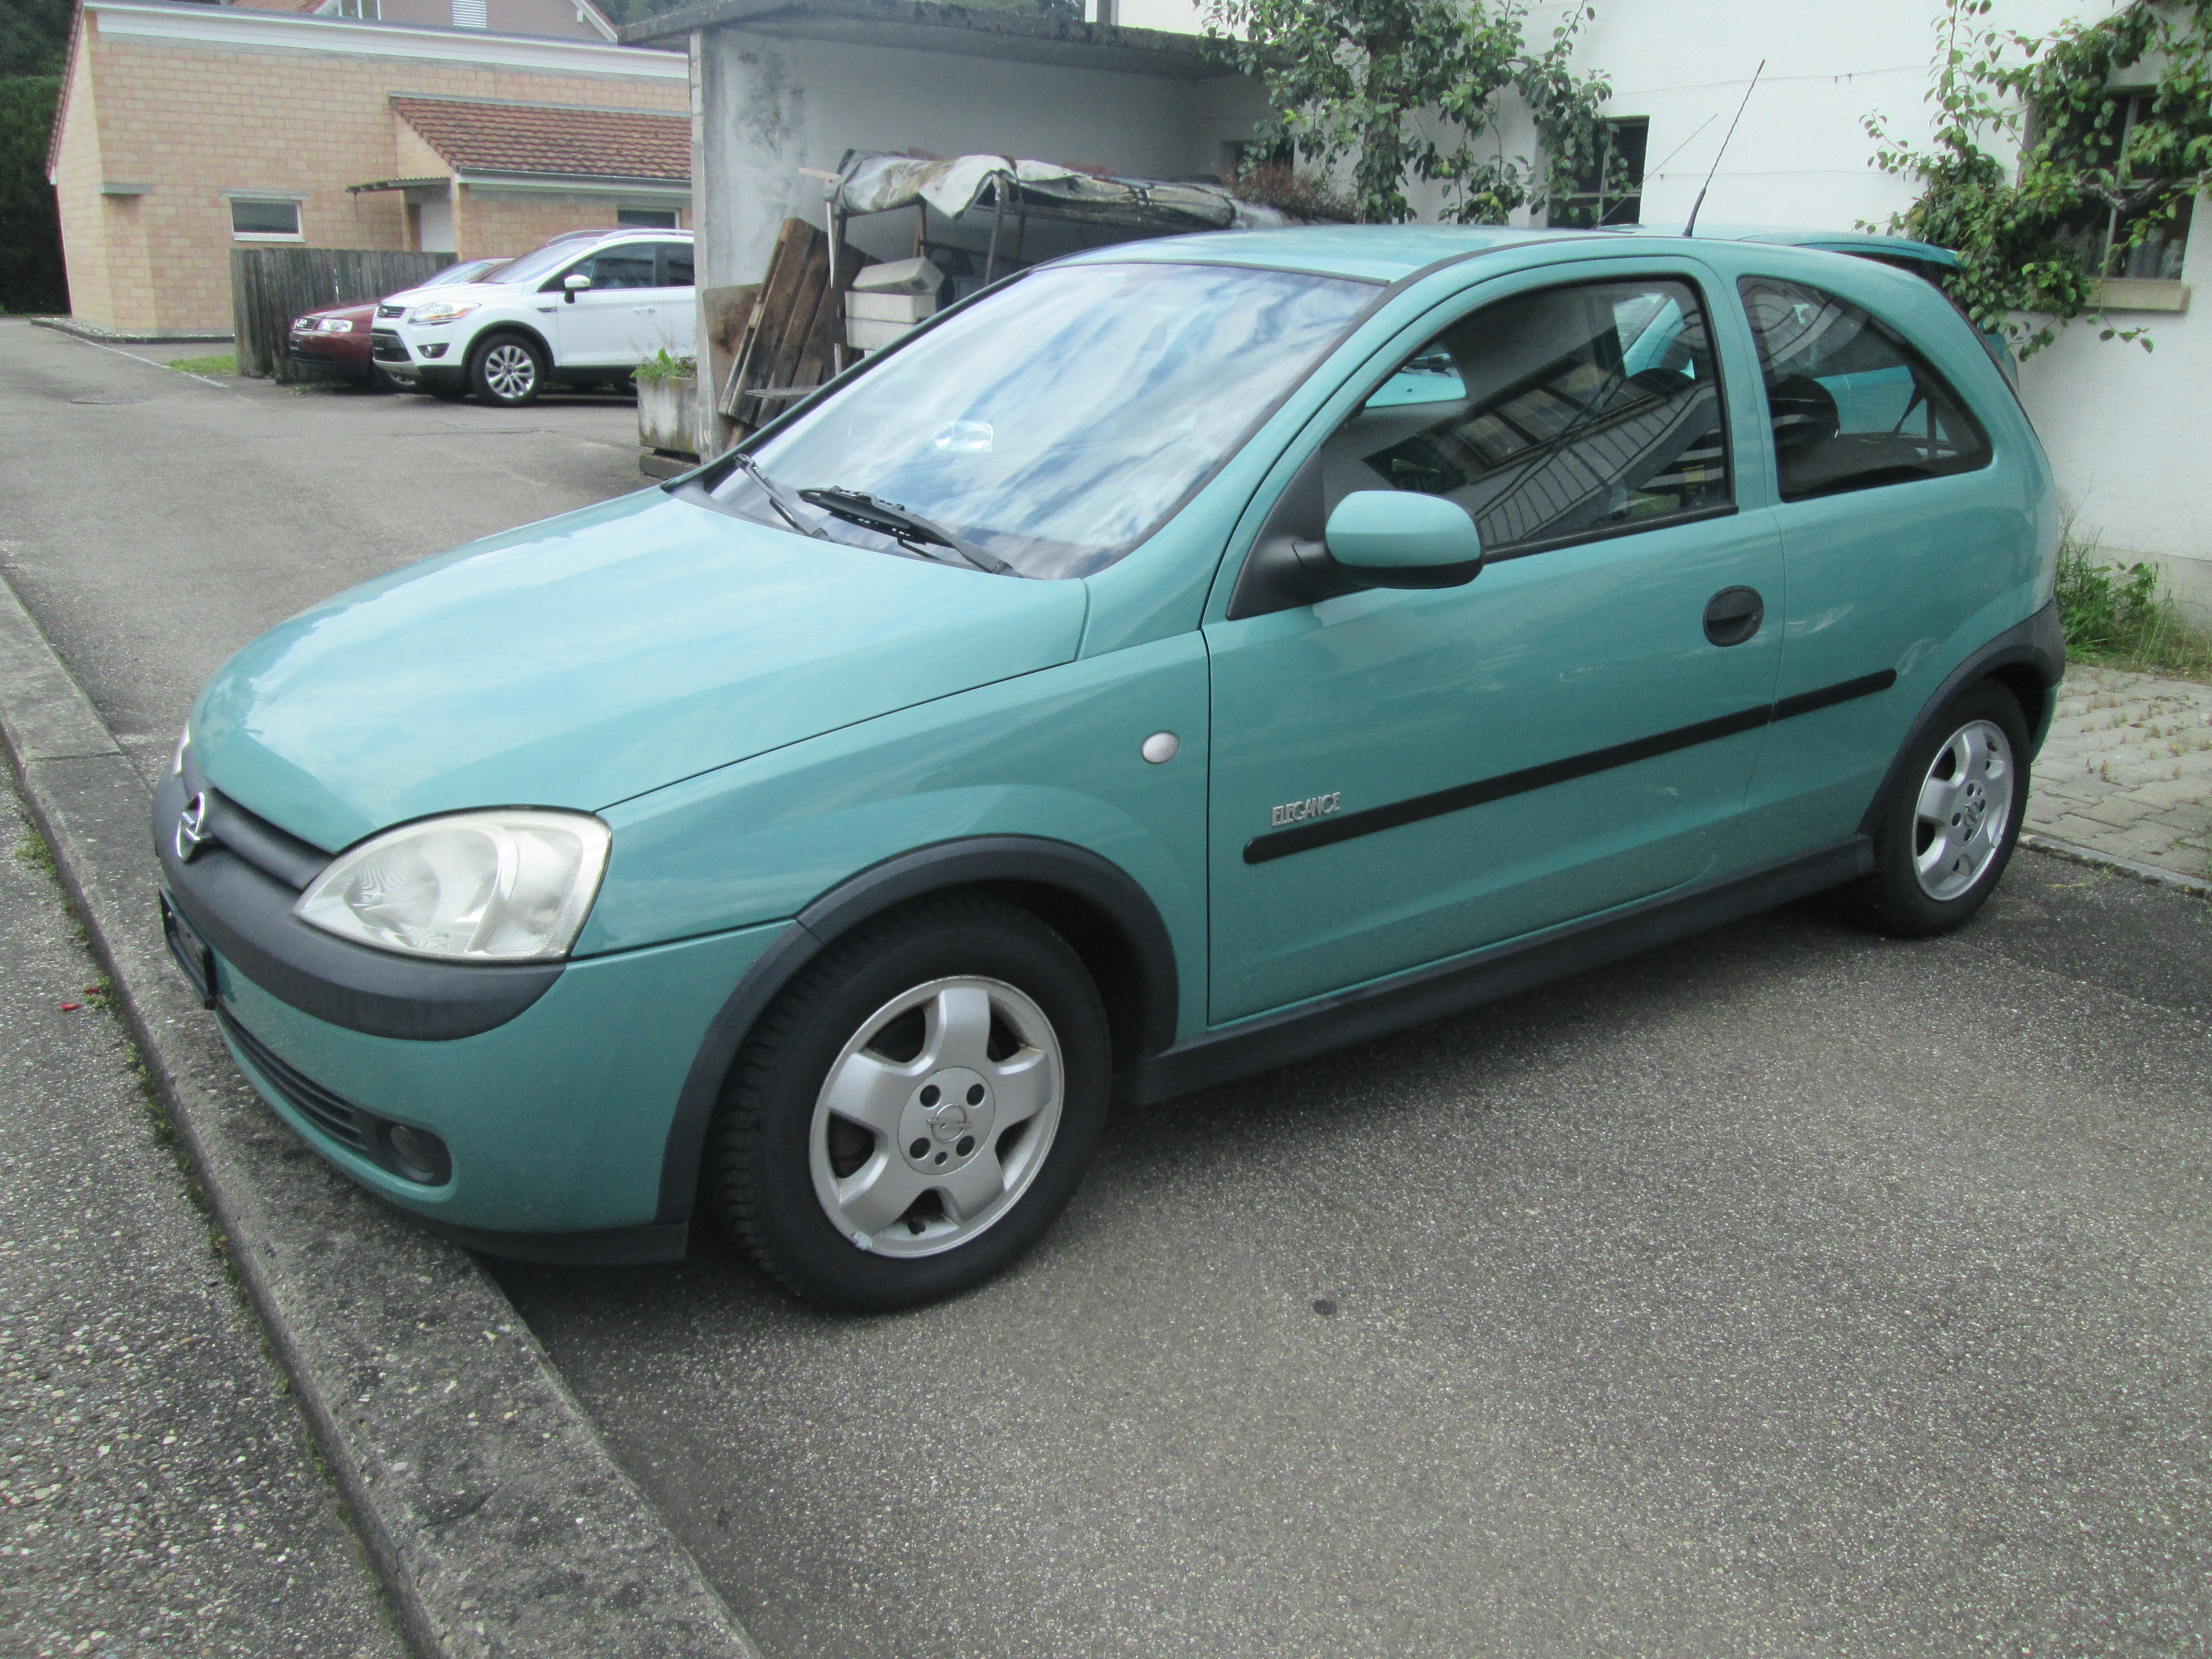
top-left (563, 273), bottom-right (592, 303)
top-left (1323, 491), bottom-right (1484, 589)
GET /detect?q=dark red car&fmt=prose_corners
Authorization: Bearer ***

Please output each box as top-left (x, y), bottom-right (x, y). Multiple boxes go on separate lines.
top-left (289, 257), bottom-right (509, 382)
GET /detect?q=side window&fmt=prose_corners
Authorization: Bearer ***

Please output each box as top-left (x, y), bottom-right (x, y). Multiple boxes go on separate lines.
top-left (586, 248), bottom-right (660, 290)
top-left (1737, 277), bottom-right (1992, 502)
top-left (1318, 278), bottom-right (1731, 557)
top-left (658, 244), bottom-right (695, 288)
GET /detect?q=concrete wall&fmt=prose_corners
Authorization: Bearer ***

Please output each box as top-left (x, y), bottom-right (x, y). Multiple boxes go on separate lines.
top-left (50, 3), bottom-right (686, 333)
top-left (687, 27), bottom-right (1268, 302)
top-left (685, 23), bottom-right (1268, 451)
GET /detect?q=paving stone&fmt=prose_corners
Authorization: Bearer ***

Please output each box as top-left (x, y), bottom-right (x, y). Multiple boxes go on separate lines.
top-left (2025, 665), bottom-right (2212, 879)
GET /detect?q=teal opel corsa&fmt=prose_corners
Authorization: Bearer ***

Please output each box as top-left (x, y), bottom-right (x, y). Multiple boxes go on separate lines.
top-left (156, 227), bottom-right (2062, 1310)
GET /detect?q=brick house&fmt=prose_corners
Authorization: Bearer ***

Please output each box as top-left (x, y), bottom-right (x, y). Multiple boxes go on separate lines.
top-left (46, 0), bottom-right (690, 334)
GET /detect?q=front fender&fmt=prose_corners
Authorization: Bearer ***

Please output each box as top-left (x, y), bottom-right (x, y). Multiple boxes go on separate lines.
top-left (582, 631), bottom-right (1211, 1033)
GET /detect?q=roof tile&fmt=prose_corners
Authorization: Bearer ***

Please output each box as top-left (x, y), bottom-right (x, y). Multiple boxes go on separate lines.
top-left (391, 96), bottom-right (689, 182)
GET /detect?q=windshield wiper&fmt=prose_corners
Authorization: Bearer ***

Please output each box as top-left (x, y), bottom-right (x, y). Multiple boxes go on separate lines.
top-left (798, 487), bottom-right (1018, 577)
top-left (733, 452), bottom-right (825, 540)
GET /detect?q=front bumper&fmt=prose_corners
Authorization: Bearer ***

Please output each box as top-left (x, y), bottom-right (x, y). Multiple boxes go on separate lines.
top-left (153, 760), bottom-right (789, 1250)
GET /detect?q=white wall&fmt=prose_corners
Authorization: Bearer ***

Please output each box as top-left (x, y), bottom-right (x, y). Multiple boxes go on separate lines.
top-left (1162, 0), bottom-right (2210, 607)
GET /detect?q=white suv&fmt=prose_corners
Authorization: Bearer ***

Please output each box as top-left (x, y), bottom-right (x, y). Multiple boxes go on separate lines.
top-left (371, 228), bottom-right (696, 406)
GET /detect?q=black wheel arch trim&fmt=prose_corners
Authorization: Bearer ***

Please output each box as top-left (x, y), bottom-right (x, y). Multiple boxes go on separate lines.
top-left (652, 835), bottom-right (1182, 1226)
top-left (1854, 598), bottom-right (2064, 841)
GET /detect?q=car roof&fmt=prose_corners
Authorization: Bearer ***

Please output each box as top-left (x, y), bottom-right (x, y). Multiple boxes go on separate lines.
top-left (1059, 223), bottom-right (1955, 285)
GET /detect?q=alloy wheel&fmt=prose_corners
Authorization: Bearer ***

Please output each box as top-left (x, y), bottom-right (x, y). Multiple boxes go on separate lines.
top-left (809, 976), bottom-right (1064, 1258)
top-left (1913, 717), bottom-right (2014, 901)
top-left (481, 342), bottom-right (537, 401)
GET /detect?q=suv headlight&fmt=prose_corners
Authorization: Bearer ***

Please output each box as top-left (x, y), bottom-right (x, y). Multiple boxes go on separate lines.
top-left (409, 300), bottom-right (479, 325)
top-left (295, 810), bottom-right (611, 962)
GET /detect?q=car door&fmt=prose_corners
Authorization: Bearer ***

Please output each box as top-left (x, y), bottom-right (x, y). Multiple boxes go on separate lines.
top-left (1728, 273), bottom-right (2011, 862)
top-left (1204, 264), bottom-right (1787, 1024)
top-left (548, 245), bottom-right (662, 367)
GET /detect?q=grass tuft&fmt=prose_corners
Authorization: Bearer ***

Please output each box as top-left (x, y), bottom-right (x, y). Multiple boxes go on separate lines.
top-left (166, 353), bottom-right (237, 377)
top-left (13, 823), bottom-right (56, 876)
top-left (2056, 530), bottom-right (2212, 683)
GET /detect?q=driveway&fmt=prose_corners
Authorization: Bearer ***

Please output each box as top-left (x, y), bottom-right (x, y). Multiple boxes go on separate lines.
top-left (3, 318), bottom-right (2208, 1658)
top-left (0, 323), bottom-right (646, 785)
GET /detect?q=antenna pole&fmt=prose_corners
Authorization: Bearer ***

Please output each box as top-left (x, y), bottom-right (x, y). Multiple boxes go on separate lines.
top-left (1683, 59), bottom-right (1764, 238)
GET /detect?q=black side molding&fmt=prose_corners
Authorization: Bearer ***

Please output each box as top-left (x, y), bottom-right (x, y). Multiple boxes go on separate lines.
top-left (1131, 835), bottom-right (1874, 1105)
top-left (1246, 669), bottom-right (1898, 865)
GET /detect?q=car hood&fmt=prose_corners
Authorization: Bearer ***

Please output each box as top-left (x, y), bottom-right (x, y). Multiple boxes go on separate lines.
top-left (298, 302), bottom-right (375, 325)
top-left (382, 278), bottom-right (524, 312)
top-left (191, 490), bottom-right (1091, 852)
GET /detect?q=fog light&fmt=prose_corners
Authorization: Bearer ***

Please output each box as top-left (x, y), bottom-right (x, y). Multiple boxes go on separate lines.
top-left (420, 343), bottom-right (448, 359)
top-left (380, 1121), bottom-right (451, 1186)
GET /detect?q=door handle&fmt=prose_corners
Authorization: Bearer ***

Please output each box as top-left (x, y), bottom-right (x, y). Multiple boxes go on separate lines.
top-left (1703, 586), bottom-right (1765, 647)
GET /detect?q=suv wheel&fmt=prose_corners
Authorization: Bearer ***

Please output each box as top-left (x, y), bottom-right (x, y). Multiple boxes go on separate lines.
top-left (707, 897), bottom-right (1111, 1311)
top-left (469, 333), bottom-right (545, 406)
top-left (1842, 680), bottom-right (2030, 937)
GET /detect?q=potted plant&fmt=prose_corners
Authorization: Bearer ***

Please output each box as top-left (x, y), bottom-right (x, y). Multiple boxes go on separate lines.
top-left (635, 349), bottom-right (698, 459)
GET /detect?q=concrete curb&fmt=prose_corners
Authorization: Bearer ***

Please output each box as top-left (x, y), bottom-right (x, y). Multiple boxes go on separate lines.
top-left (2019, 830), bottom-right (2212, 900)
top-left (27, 316), bottom-right (235, 345)
top-left (0, 571), bottom-right (761, 1659)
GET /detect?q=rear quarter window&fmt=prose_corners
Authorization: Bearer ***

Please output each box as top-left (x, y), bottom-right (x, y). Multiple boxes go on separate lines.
top-left (1737, 276), bottom-right (1992, 503)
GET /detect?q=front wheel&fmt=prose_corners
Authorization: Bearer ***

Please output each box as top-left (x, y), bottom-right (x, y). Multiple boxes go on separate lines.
top-left (706, 897), bottom-right (1111, 1310)
top-left (468, 333), bottom-right (545, 406)
top-left (1842, 680), bottom-right (2029, 937)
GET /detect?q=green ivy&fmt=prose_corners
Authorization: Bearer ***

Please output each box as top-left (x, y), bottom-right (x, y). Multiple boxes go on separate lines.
top-left (1201, 0), bottom-right (1622, 227)
top-left (1867, 0), bottom-right (2212, 358)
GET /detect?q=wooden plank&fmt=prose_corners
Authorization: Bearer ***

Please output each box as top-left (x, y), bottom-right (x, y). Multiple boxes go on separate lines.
top-left (712, 219), bottom-right (801, 424)
top-left (717, 219), bottom-right (872, 436)
top-left (750, 228), bottom-right (830, 425)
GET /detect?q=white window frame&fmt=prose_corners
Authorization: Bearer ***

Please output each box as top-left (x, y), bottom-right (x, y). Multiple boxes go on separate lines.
top-left (224, 192), bottom-right (307, 243)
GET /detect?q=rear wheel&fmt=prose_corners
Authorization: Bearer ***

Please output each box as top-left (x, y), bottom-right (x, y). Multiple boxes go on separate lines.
top-left (468, 333), bottom-right (545, 406)
top-left (707, 897), bottom-right (1110, 1311)
top-left (1842, 680), bottom-right (2029, 937)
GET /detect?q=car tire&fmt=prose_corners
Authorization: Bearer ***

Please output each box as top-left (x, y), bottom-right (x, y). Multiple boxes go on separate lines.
top-left (706, 895), bottom-right (1111, 1311)
top-left (468, 332), bottom-right (546, 406)
top-left (1840, 680), bottom-right (2030, 938)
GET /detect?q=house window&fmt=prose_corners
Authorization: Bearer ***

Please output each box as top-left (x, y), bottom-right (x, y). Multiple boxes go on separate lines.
top-left (617, 208), bottom-right (678, 229)
top-left (2054, 91), bottom-right (2194, 282)
top-left (229, 198), bottom-right (302, 240)
top-left (331, 0), bottom-right (380, 16)
top-left (450, 0), bottom-right (488, 26)
top-left (1548, 117), bottom-right (1649, 229)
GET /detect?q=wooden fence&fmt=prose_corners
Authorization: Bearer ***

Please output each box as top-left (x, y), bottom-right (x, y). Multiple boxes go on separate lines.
top-left (230, 248), bottom-right (456, 381)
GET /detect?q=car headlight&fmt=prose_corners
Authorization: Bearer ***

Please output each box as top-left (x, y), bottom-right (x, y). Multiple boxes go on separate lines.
top-left (294, 810), bottom-right (611, 962)
top-left (409, 300), bottom-right (478, 325)
top-left (319, 318), bottom-right (356, 334)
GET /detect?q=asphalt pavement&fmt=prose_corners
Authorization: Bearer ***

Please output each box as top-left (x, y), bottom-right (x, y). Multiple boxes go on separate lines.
top-left (0, 774), bottom-right (406, 1658)
top-left (3, 317), bottom-right (2209, 1657)
top-left (0, 322), bottom-right (647, 786)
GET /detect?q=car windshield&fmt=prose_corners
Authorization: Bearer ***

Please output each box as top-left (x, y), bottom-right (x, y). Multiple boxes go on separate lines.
top-left (708, 261), bottom-right (1375, 579)
top-left (429, 258), bottom-right (508, 288)
top-left (492, 239), bottom-right (609, 289)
